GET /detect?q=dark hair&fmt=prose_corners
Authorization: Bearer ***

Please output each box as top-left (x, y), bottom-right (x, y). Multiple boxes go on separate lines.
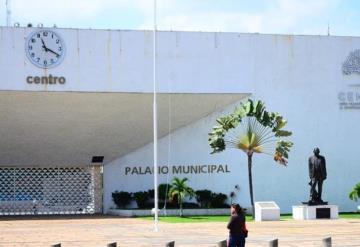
top-left (231, 203), bottom-right (245, 216)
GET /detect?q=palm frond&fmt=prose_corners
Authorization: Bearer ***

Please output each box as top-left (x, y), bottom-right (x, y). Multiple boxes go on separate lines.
top-left (209, 99), bottom-right (293, 164)
top-left (349, 183), bottom-right (360, 201)
top-left (225, 116), bottom-right (276, 155)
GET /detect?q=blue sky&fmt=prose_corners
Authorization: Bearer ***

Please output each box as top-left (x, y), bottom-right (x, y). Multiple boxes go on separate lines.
top-left (1, 0), bottom-right (360, 36)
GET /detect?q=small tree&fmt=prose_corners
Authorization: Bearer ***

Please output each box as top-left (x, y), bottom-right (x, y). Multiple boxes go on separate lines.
top-left (349, 183), bottom-right (360, 202)
top-left (210, 192), bottom-right (228, 208)
top-left (112, 191), bottom-right (132, 209)
top-left (133, 191), bottom-right (149, 209)
top-left (195, 189), bottom-right (212, 208)
top-left (229, 191), bottom-right (236, 204)
top-left (168, 177), bottom-right (195, 217)
top-left (158, 183), bottom-right (172, 201)
top-left (209, 99), bottom-right (293, 217)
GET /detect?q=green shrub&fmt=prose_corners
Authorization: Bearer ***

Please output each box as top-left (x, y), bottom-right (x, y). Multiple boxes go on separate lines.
top-left (145, 184), bottom-right (171, 201)
top-left (158, 201), bottom-right (178, 209)
top-left (210, 192), bottom-right (228, 208)
top-left (112, 191), bottom-right (132, 209)
top-left (183, 202), bottom-right (200, 209)
top-left (195, 189), bottom-right (212, 208)
top-left (133, 191), bottom-right (149, 209)
top-left (158, 183), bottom-right (172, 201)
top-left (147, 189), bottom-right (154, 199)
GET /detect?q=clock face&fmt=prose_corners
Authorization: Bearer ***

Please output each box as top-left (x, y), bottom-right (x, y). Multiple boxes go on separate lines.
top-left (25, 29), bottom-right (65, 69)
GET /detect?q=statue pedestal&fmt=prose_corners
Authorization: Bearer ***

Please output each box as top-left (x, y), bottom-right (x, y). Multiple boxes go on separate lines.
top-left (254, 201), bottom-right (280, 221)
top-left (292, 205), bottom-right (338, 220)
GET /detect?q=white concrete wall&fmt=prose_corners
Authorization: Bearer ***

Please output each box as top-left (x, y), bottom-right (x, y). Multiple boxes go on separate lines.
top-left (103, 33), bottom-right (360, 213)
top-left (0, 27), bottom-right (252, 93)
top-left (1, 27), bottom-right (359, 213)
top-left (104, 101), bottom-right (246, 211)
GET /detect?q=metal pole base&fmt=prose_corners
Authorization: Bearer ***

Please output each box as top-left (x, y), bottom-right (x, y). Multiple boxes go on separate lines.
top-left (165, 241), bottom-right (175, 247)
top-left (269, 239), bottom-right (278, 247)
top-left (322, 237), bottom-right (332, 247)
top-left (216, 240), bottom-right (227, 247)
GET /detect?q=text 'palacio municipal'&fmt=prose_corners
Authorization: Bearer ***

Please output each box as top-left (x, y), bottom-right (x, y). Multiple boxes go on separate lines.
top-left (124, 165), bottom-right (230, 175)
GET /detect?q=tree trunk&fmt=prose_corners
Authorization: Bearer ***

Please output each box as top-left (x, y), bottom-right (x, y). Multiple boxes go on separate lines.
top-left (247, 153), bottom-right (255, 219)
top-left (179, 199), bottom-right (183, 217)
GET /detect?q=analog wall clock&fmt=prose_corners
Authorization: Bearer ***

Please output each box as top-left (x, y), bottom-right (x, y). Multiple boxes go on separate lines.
top-left (25, 29), bottom-right (66, 69)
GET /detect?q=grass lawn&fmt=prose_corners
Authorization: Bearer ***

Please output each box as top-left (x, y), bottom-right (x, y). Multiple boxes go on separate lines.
top-left (138, 212), bottom-right (360, 223)
top-left (339, 212), bottom-right (360, 219)
top-left (139, 215), bottom-right (286, 223)
top-left (139, 215), bottom-right (241, 223)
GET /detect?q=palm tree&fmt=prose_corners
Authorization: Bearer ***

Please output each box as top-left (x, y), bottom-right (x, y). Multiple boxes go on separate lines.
top-left (168, 177), bottom-right (195, 217)
top-left (349, 183), bottom-right (360, 201)
top-left (209, 99), bottom-right (293, 218)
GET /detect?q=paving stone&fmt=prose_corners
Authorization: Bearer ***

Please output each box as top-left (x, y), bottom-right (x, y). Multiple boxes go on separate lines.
top-left (0, 216), bottom-right (359, 246)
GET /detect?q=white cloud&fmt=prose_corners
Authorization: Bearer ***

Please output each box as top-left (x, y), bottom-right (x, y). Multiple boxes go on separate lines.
top-left (12, 0), bottom-right (106, 21)
top-left (266, 0), bottom-right (339, 31)
top-left (5, 0), bottom-right (149, 26)
top-left (145, 0), bottom-right (341, 34)
top-left (143, 12), bottom-right (263, 33)
top-left (0, 0), bottom-right (345, 35)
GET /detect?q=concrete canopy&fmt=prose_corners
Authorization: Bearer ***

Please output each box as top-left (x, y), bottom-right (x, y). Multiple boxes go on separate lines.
top-left (0, 92), bottom-right (248, 166)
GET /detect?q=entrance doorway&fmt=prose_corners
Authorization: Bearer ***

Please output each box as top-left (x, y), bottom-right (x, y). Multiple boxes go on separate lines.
top-left (0, 165), bottom-right (102, 215)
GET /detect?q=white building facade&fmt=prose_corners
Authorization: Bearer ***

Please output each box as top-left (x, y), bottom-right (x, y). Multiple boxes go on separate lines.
top-left (0, 26), bottom-right (359, 214)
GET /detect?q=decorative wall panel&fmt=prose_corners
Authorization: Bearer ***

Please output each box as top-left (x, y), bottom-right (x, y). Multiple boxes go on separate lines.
top-left (0, 166), bottom-right (102, 215)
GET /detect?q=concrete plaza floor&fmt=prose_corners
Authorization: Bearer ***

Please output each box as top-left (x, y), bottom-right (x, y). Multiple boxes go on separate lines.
top-left (0, 215), bottom-right (359, 247)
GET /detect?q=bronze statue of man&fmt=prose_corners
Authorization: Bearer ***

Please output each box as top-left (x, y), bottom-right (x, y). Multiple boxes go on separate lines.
top-left (308, 147), bottom-right (327, 204)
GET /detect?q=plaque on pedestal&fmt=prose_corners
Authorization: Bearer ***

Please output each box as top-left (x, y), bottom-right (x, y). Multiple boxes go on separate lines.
top-left (292, 205), bottom-right (338, 220)
top-left (255, 201), bottom-right (280, 221)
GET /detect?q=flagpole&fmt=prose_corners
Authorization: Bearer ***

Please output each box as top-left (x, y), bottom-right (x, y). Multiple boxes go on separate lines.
top-left (153, 0), bottom-right (159, 232)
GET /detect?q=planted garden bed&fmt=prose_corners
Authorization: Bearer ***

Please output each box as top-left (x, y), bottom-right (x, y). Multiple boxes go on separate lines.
top-left (107, 208), bottom-right (231, 217)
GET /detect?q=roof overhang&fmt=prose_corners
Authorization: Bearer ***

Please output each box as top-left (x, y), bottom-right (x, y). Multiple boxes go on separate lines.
top-left (0, 91), bottom-right (249, 166)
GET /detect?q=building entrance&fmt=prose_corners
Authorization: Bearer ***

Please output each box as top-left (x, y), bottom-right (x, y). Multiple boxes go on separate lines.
top-left (0, 165), bottom-right (102, 215)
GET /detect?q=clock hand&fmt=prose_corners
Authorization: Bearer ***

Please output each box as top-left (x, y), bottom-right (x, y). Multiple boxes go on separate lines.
top-left (46, 47), bottom-right (60, 57)
top-left (41, 37), bottom-right (59, 57)
top-left (41, 38), bottom-right (49, 52)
